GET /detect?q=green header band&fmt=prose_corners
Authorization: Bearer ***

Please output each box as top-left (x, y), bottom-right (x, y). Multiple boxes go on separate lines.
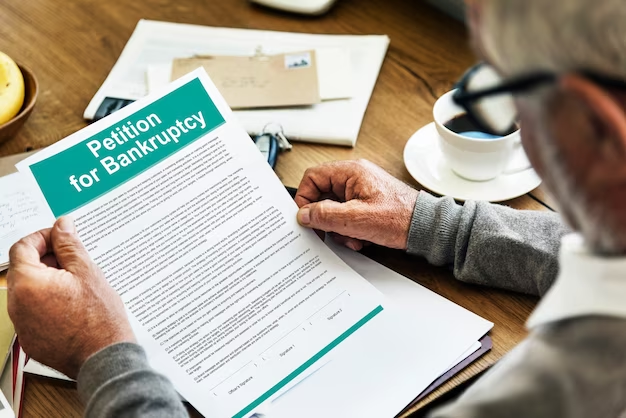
top-left (30, 78), bottom-right (225, 217)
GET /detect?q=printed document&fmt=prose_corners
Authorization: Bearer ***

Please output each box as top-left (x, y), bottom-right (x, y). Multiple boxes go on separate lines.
top-left (21, 238), bottom-right (493, 417)
top-left (17, 69), bottom-right (385, 417)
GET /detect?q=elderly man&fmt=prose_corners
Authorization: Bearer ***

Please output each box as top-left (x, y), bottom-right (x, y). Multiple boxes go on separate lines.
top-left (8, 0), bottom-right (626, 416)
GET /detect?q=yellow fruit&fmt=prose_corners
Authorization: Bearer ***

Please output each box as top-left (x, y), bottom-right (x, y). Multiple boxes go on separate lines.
top-left (0, 51), bottom-right (25, 125)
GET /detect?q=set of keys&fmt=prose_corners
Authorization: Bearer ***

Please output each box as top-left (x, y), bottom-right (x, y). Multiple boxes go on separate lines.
top-left (251, 123), bottom-right (292, 169)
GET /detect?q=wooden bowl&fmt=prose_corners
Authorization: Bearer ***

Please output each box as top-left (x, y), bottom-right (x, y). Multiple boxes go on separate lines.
top-left (0, 64), bottom-right (38, 145)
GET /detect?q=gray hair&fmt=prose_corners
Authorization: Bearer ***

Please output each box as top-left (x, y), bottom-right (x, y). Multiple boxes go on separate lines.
top-left (480, 0), bottom-right (626, 78)
top-left (480, 0), bottom-right (626, 253)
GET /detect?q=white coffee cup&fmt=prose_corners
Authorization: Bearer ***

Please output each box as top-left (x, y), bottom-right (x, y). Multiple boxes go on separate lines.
top-left (433, 89), bottom-right (530, 181)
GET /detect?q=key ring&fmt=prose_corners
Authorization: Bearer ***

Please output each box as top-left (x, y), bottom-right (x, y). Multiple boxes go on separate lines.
top-left (262, 123), bottom-right (292, 151)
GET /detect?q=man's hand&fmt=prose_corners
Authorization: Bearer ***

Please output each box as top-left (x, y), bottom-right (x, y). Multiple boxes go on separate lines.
top-left (295, 159), bottom-right (419, 250)
top-left (8, 217), bottom-right (135, 379)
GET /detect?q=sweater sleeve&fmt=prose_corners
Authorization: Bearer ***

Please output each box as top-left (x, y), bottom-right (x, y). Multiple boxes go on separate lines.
top-left (429, 317), bottom-right (626, 418)
top-left (406, 192), bottom-right (569, 295)
top-left (77, 342), bottom-right (189, 418)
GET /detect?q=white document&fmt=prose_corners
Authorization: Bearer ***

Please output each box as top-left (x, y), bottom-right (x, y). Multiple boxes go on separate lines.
top-left (23, 240), bottom-right (492, 416)
top-left (145, 64), bottom-right (170, 97)
top-left (18, 69), bottom-right (388, 418)
top-left (0, 173), bottom-right (52, 270)
top-left (23, 359), bottom-right (72, 382)
top-left (85, 20), bottom-right (388, 146)
top-left (447, 341), bottom-right (482, 371)
top-left (0, 350), bottom-right (13, 410)
top-left (0, 390), bottom-right (13, 418)
top-left (266, 240), bottom-right (490, 418)
top-left (316, 48), bottom-right (352, 100)
top-left (19, 69), bottom-right (491, 417)
top-left (146, 47), bottom-right (352, 102)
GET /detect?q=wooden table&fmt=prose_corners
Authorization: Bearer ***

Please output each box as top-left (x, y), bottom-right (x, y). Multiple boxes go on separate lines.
top-left (0, 0), bottom-right (552, 416)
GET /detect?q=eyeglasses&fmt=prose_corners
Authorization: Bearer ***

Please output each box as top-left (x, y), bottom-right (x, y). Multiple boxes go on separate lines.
top-left (452, 63), bottom-right (626, 136)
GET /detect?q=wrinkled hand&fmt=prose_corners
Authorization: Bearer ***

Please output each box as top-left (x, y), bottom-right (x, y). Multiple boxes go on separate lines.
top-left (295, 159), bottom-right (419, 251)
top-left (8, 217), bottom-right (135, 379)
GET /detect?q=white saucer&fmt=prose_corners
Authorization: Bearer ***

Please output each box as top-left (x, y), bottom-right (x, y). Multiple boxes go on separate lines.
top-left (403, 123), bottom-right (541, 202)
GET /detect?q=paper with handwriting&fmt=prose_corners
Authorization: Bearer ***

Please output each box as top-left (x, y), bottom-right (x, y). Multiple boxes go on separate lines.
top-left (0, 173), bottom-right (51, 269)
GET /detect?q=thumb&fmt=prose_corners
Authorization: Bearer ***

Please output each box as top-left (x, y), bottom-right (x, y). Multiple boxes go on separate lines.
top-left (50, 217), bottom-right (92, 276)
top-left (297, 200), bottom-right (362, 238)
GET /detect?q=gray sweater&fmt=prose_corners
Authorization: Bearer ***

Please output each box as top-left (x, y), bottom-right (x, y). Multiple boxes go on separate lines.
top-left (78, 192), bottom-right (584, 417)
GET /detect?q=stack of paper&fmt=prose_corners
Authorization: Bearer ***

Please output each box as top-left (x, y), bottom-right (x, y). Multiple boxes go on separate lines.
top-left (84, 20), bottom-right (389, 146)
top-left (18, 69), bottom-right (491, 417)
top-left (22, 238), bottom-right (491, 415)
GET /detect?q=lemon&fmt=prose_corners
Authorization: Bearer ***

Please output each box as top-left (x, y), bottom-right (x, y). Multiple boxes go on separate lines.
top-left (0, 51), bottom-right (25, 125)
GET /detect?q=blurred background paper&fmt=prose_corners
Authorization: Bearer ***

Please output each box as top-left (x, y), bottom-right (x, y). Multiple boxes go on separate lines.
top-left (170, 51), bottom-right (321, 109)
top-left (85, 20), bottom-right (387, 146)
top-left (315, 48), bottom-right (352, 100)
top-left (148, 47), bottom-right (352, 103)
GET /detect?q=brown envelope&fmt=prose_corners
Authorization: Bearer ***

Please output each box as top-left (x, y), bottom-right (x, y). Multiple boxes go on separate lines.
top-left (171, 51), bottom-right (321, 109)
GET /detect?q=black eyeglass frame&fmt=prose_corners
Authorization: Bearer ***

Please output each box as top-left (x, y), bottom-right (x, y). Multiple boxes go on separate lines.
top-left (452, 63), bottom-right (626, 136)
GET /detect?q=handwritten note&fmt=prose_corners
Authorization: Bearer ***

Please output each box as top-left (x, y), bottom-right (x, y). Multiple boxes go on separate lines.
top-left (0, 173), bottom-right (51, 269)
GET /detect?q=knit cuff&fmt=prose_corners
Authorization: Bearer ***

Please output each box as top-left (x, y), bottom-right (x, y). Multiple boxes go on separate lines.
top-left (77, 342), bottom-right (150, 404)
top-left (406, 192), bottom-right (463, 266)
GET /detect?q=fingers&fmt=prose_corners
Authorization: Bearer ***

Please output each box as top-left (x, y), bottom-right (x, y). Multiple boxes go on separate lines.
top-left (298, 199), bottom-right (364, 240)
top-left (328, 232), bottom-right (365, 251)
top-left (294, 167), bottom-right (340, 208)
top-left (41, 253), bottom-right (59, 268)
top-left (8, 228), bottom-right (52, 269)
top-left (50, 217), bottom-right (93, 276)
top-left (295, 160), bottom-right (364, 207)
top-left (8, 229), bottom-right (54, 310)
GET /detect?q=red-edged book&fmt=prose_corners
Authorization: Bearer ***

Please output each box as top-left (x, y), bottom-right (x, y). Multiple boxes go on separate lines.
top-left (11, 340), bottom-right (26, 418)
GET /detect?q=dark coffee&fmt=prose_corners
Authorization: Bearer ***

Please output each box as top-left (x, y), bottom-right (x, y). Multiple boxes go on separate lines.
top-left (443, 114), bottom-right (517, 137)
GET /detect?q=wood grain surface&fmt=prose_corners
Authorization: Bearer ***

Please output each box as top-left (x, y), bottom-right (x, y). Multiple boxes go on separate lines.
top-left (0, 0), bottom-right (552, 417)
